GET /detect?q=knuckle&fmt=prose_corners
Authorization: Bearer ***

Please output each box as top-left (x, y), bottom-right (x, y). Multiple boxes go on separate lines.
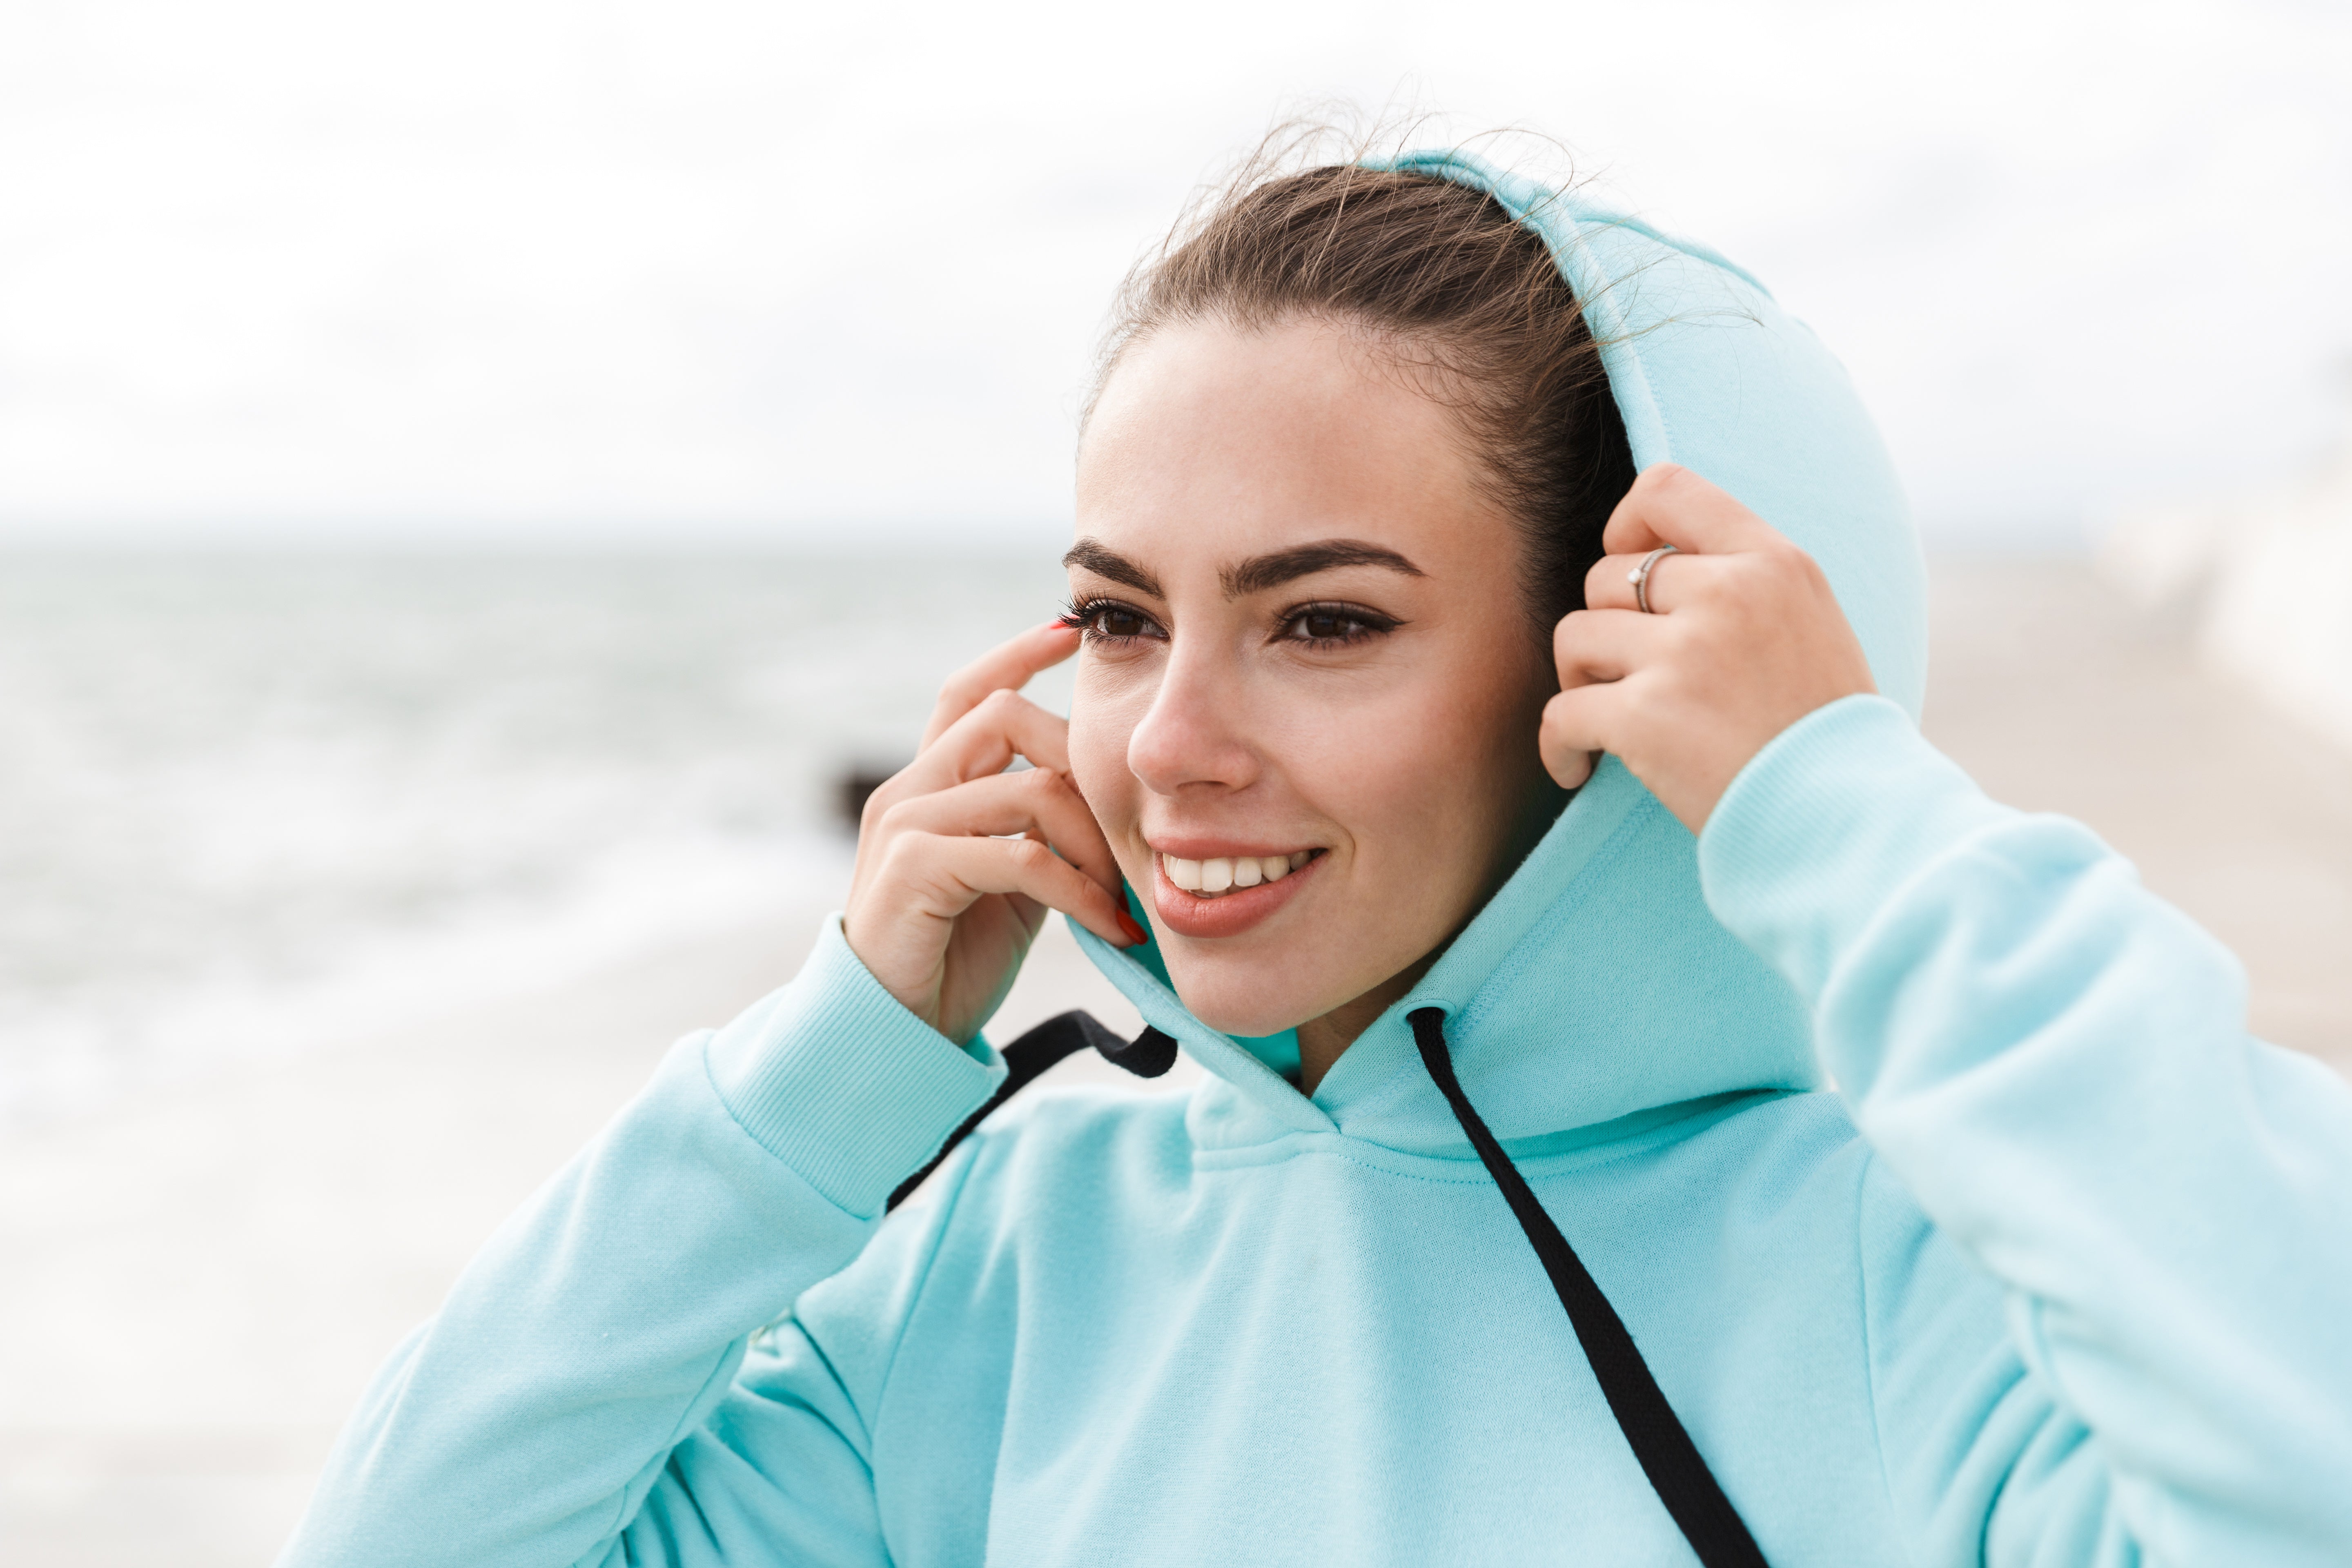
top-left (1029, 767), bottom-right (1082, 811)
top-left (1753, 550), bottom-right (1817, 602)
top-left (1553, 608), bottom-right (1592, 655)
top-left (860, 777), bottom-right (907, 833)
top-left (1725, 552), bottom-right (1778, 592)
top-left (1645, 462), bottom-right (1694, 495)
top-left (877, 831), bottom-right (930, 881)
top-left (873, 794), bottom-right (917, 835)
top-left (1618, 672), bottom-right (1670, 722)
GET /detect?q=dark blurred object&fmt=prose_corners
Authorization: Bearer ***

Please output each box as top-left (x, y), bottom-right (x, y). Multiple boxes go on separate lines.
top-left (836, 763), bottom-right (906, 832)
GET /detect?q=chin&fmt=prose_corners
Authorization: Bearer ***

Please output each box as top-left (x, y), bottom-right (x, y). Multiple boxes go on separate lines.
top-left (1157, 949), bottom-right (1331, 1039)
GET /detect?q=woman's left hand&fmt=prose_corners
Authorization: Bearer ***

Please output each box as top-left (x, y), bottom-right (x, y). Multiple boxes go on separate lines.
top-left (1540, 464), bottom-right (1878, 834)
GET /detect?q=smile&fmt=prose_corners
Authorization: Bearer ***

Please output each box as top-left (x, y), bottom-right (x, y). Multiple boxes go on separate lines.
top-left (1145, 845), bottom-right (1325, 940)
top-left (1158, 849), bottom-right (1318, 898)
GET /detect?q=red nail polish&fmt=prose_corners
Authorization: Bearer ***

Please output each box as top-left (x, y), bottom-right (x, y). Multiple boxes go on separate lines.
top-left (1119, 913), bottom-right (1150, 946)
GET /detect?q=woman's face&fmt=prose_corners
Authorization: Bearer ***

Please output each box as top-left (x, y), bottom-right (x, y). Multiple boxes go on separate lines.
top-left (1067, 316), bottom-right (1563, 1040)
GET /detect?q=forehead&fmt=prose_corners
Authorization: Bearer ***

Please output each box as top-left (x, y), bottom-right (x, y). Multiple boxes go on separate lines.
top-left (1074, 318), bottom-right (1505, 577)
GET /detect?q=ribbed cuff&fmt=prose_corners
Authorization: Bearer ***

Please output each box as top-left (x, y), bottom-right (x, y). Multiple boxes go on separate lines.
top-left (1697, 695), bottom-right (2013, 1004)
top-left (704, 915), bottom-right (1006, 1218)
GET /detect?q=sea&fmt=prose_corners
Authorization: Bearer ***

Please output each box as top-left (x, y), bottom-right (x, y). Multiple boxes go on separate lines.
top-left (0, 550), bottom-right (1071, 1129)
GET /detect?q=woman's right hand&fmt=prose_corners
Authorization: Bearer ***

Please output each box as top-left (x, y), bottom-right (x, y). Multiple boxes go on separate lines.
top-left (842, 620), bottom-right (1146, 1046)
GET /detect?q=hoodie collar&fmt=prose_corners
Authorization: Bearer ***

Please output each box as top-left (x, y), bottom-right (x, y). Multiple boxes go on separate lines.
top-left (1073, 756), bottom-right (1820, 1156)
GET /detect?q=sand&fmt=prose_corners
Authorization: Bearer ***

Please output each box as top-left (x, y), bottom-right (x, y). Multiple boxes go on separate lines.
top-left (4, 558), bottom-right (2348, 1565)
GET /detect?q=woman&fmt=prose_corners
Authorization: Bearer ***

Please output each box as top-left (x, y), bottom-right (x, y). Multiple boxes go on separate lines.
top-left (283, 145), bottom-right (2352, 1566)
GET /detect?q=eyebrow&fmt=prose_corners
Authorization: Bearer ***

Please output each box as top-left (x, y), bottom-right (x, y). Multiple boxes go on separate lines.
top-left (1221, 539), bottom-right (1424, 597)
top-left (1061, 538), bottom-right (1163, 598)
top-left (1062, 536), bottom-right (1424, 601)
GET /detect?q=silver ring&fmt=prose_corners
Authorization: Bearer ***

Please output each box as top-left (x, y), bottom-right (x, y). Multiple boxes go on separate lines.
top-left (1629, 545), bottom-right (1679, 615)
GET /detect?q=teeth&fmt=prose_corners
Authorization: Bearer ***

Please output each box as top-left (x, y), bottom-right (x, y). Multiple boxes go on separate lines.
top-left (1160, 850), bottom-right (1316, 898)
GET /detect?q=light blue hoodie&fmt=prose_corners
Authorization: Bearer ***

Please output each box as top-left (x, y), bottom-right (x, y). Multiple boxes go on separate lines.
top-left (281, 153), bottom-right (2352, 1567)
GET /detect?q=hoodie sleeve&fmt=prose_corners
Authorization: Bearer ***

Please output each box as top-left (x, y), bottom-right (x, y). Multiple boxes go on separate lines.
top-left (276, 916), bottom-right (1004, 1568)
top-left (1697, 695), bottom-right (2352, 1568)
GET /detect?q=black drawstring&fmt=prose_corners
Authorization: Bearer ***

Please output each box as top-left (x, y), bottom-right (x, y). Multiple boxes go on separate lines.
top-left (888, 1011), bottom-right (1177, 1210)
top-left (1410, 1006), bottom-right (1768, 1568)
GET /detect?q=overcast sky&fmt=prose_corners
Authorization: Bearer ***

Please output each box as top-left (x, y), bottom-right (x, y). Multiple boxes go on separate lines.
top-left (2, 0), bottom-right (2347, 549)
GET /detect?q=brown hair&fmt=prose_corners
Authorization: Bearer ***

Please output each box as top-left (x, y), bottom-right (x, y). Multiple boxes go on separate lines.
top-left (1091, 153), bottom-right (1635, 634)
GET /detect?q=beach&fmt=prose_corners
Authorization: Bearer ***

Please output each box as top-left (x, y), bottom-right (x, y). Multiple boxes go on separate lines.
top-left (3, 556), bottom-right (2347, 1565)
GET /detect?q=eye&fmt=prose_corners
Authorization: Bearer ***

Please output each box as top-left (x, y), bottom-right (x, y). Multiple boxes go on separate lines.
top-left (1060, 597), bottom-right (1166, 644)
top-left (1276, 601), bottom-right (1396, 647)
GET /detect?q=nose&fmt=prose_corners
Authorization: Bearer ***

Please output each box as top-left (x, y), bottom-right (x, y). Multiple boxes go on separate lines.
top-left (1125, 638), bottom-right (1261, 798)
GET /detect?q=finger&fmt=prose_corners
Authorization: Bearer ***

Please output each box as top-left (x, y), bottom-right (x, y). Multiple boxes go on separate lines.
top-left (1552, 607), bottom-right (1670, 690)
top-left (1544, 744), bottom-right (1597, 790)
top-left (877, 768), bottom-right (1124, 901)
top-left (1538, 682), bottom-right (1618, 789)
top-left (921, 620), bottom-right (1081, 750)
top-left (903, 832), bottom-right (1139, 949)
top-left (1583, 543), bottom-right (1715, 616)
top-left (1598, 464), bottom-right (1786, 560)
top-left (895, 687), bottom-right (1074, 797)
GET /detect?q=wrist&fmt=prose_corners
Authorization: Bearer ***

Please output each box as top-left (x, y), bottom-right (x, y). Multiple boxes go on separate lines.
top-left (841, 898), bottom-right (950, 1032)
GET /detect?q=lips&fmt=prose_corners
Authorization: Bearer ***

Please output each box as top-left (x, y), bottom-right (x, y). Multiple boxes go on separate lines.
top-left (1145, 845), bottom-right (1324, 939)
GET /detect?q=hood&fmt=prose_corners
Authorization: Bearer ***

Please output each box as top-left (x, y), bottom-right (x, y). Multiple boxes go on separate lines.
top-left (1069, 148), bottom-right (1928, 1158)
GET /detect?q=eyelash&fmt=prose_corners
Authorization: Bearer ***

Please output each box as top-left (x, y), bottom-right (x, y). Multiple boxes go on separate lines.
top-left (1279, 601), bottom-right (1399, 646)
top-left (1059, 596), bottom-right (1400, 649)
top-left (1058, 597), bottom-right (1160, 644)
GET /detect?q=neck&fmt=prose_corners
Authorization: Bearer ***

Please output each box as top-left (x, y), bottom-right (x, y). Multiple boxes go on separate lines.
top-left (1294, 954), bottom-right (1436, 1096)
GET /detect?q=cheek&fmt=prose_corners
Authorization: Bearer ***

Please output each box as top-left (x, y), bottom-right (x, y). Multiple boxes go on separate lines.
top-left (1345, 653), bottom-right (1548, 859)
top-left (1065, 668), bottom-right (1139, 834)
top-left (1345, 699), bottom-right (1489, 840)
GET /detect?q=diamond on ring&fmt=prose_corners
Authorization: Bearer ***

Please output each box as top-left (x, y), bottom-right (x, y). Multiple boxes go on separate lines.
top-left (1631, 545), bottom-right (1680, 615)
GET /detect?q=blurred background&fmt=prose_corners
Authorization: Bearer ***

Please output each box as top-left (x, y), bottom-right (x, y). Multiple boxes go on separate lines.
top-left (2, 1), bottom-right (2348, 1561)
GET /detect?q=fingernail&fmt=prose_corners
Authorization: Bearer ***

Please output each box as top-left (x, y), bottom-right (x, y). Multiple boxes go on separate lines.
top-left (1118, 913), bottom-right (1150, 946)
